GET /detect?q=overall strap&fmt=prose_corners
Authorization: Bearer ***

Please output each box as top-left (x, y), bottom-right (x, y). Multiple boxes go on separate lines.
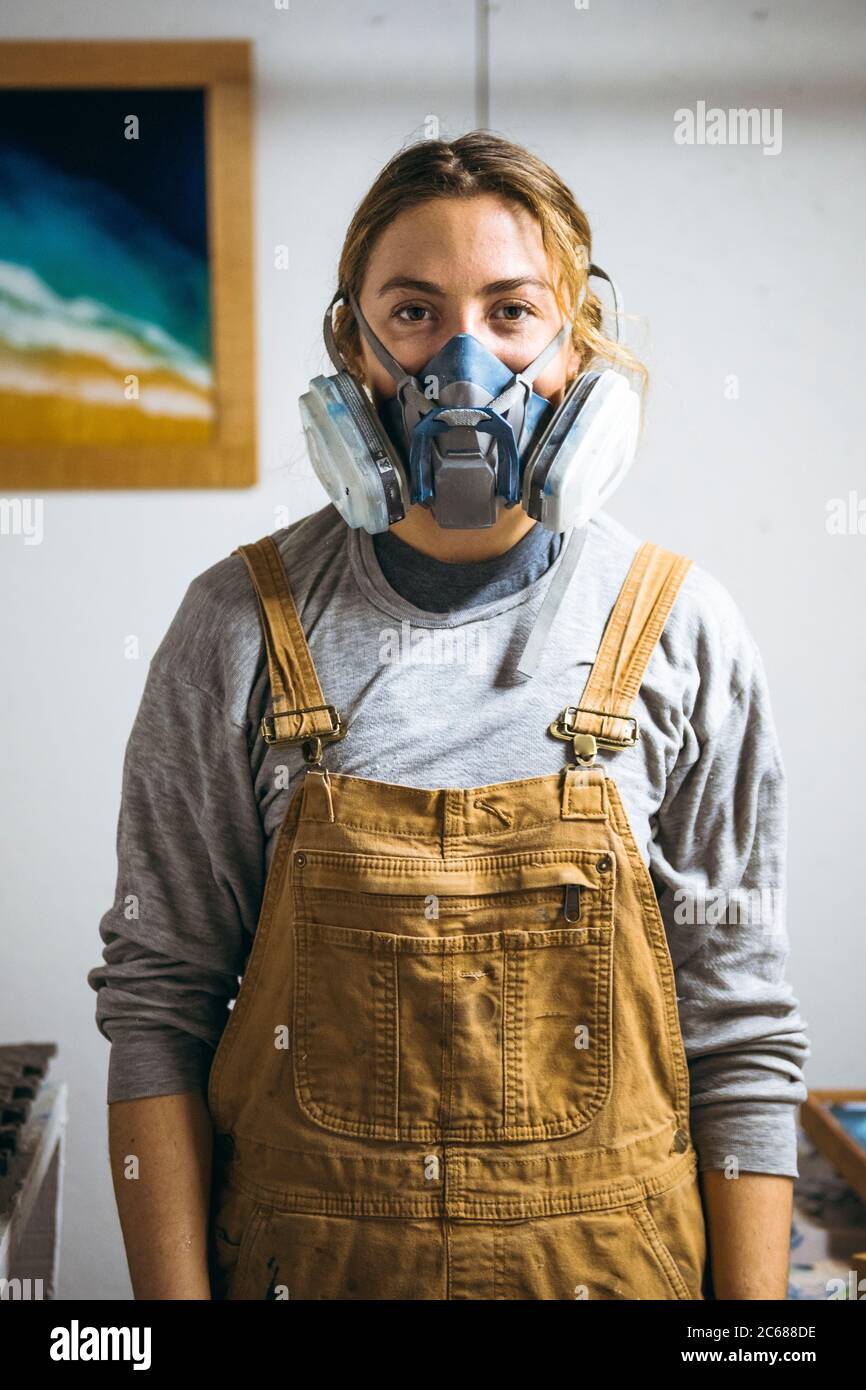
top-left (234, 536), bottom-right (347, 763)
top-left (550, 540), bottom-right (693, 764)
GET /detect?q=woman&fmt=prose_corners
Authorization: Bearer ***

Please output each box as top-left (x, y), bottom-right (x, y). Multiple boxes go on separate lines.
top-left (89, 132), bottom-right (809, 1301)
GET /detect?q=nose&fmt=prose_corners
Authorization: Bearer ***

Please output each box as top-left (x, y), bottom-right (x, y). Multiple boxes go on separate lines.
top-left (450, 306), bottom-right (485, 337)
top-left (429, 298), bottom-right (491, 344)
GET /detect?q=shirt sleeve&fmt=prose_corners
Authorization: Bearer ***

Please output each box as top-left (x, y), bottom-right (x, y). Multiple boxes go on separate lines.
top-left (87, 658), bottom-right (265, 1105)
top-left (648, 620), bottom-right (811, 1179)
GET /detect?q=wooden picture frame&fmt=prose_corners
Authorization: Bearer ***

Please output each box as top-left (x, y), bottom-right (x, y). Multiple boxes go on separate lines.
top-left (0, 40), bottom-right (256, 488)
top-left (801, 1089), bottom-right (866, 1209)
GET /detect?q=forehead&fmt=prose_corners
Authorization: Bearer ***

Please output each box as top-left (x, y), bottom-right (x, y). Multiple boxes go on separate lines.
top-left (363, 193), bottom-right (552, 294)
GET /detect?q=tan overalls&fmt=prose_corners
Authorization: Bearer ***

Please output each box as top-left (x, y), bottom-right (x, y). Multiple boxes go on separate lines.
top-left (206, 533), bottom-right (711, 1300)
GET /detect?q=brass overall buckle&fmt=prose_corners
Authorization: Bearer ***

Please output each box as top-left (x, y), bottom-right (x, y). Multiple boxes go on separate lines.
top-left (260, 703), bottom-right (348, 764)
top-left (549, 705), bottom-right (640, 764)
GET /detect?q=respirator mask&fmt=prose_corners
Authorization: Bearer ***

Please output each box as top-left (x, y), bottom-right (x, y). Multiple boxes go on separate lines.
top-left (299, 264), bottom-right (640, 535)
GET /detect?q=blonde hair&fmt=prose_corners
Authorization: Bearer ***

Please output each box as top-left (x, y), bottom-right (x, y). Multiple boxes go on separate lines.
top-left (331, 130), bottom-right (648, 402)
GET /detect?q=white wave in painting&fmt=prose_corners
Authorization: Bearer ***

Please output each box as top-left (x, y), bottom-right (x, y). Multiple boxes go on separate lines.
top-left (0, 356), bottom-right (212, 419)
top-left (0, 260), bottom-right (214, 396)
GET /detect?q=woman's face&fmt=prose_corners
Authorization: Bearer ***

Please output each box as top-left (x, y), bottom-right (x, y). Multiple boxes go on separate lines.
top-left (356, 193), bottom-right (581, 409)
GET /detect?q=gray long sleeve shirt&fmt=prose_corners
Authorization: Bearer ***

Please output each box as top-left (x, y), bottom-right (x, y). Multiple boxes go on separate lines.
top-left (87, 504), bottom-right (811, 1176)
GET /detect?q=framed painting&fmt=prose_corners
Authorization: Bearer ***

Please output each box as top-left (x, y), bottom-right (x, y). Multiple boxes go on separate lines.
top-left (0, 40), bottom-right (255, 488)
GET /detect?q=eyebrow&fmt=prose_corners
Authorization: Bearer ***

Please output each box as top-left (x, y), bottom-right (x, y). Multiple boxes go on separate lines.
top-left (375, 275), bottom-right (553, 298)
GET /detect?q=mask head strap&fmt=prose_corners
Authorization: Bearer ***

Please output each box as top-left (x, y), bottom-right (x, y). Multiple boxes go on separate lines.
top-left (323, 287), bottom-right (418, 398)
top-left (322, 289), bottom-right (350, 374)
top-left (586, 263), bottom-right (624, 347)
top-left (345, 290), bottom-right (424, 406)
top-left (487, 307), bottom-right (578, 430)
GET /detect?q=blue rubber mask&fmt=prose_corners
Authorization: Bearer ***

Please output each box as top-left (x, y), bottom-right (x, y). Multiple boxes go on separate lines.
top-left (348, 289), bottom-right (574, 529)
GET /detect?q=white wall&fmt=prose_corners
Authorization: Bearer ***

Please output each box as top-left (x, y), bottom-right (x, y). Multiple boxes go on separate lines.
top-left (0, 0), bottom-right (863, 1300)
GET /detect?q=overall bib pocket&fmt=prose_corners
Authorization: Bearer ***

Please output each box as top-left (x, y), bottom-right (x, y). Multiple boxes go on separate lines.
top-left (291, 849), bottom-right (616, 1142)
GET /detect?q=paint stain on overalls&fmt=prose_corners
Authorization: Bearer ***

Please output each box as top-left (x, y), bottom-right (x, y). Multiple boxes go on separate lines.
top-left (206, 535), bottom-right (711, 1300)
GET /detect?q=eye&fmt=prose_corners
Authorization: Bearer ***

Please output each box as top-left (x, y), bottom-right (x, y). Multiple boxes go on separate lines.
top-left (494, 301), bottom-right (535, 323)
top-left (393, 303), bottom-right (433, 323)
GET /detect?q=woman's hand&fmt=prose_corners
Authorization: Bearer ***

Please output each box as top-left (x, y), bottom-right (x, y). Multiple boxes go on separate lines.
top-left (700, 1169), bottom-right (795, 1299)
top-left (107, 1091), bottom-right (214, 1299)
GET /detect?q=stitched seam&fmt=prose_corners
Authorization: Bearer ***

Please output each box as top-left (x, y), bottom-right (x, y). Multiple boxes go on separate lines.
top-left (220, 1152), bottom-right (698, 1218)
top-left (297, 814), bottom-right (592, 838)
top-left (208, 787), bottom-right (303, 1122)
top-left (290, 847), bottom-right (611, 871)
top-left (224, 1124), bottom-right (693, 1169)
top-left (605, 779), bottom-right (691, 1122)
top-left (629, 1202), bottom-right (690, 1300)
